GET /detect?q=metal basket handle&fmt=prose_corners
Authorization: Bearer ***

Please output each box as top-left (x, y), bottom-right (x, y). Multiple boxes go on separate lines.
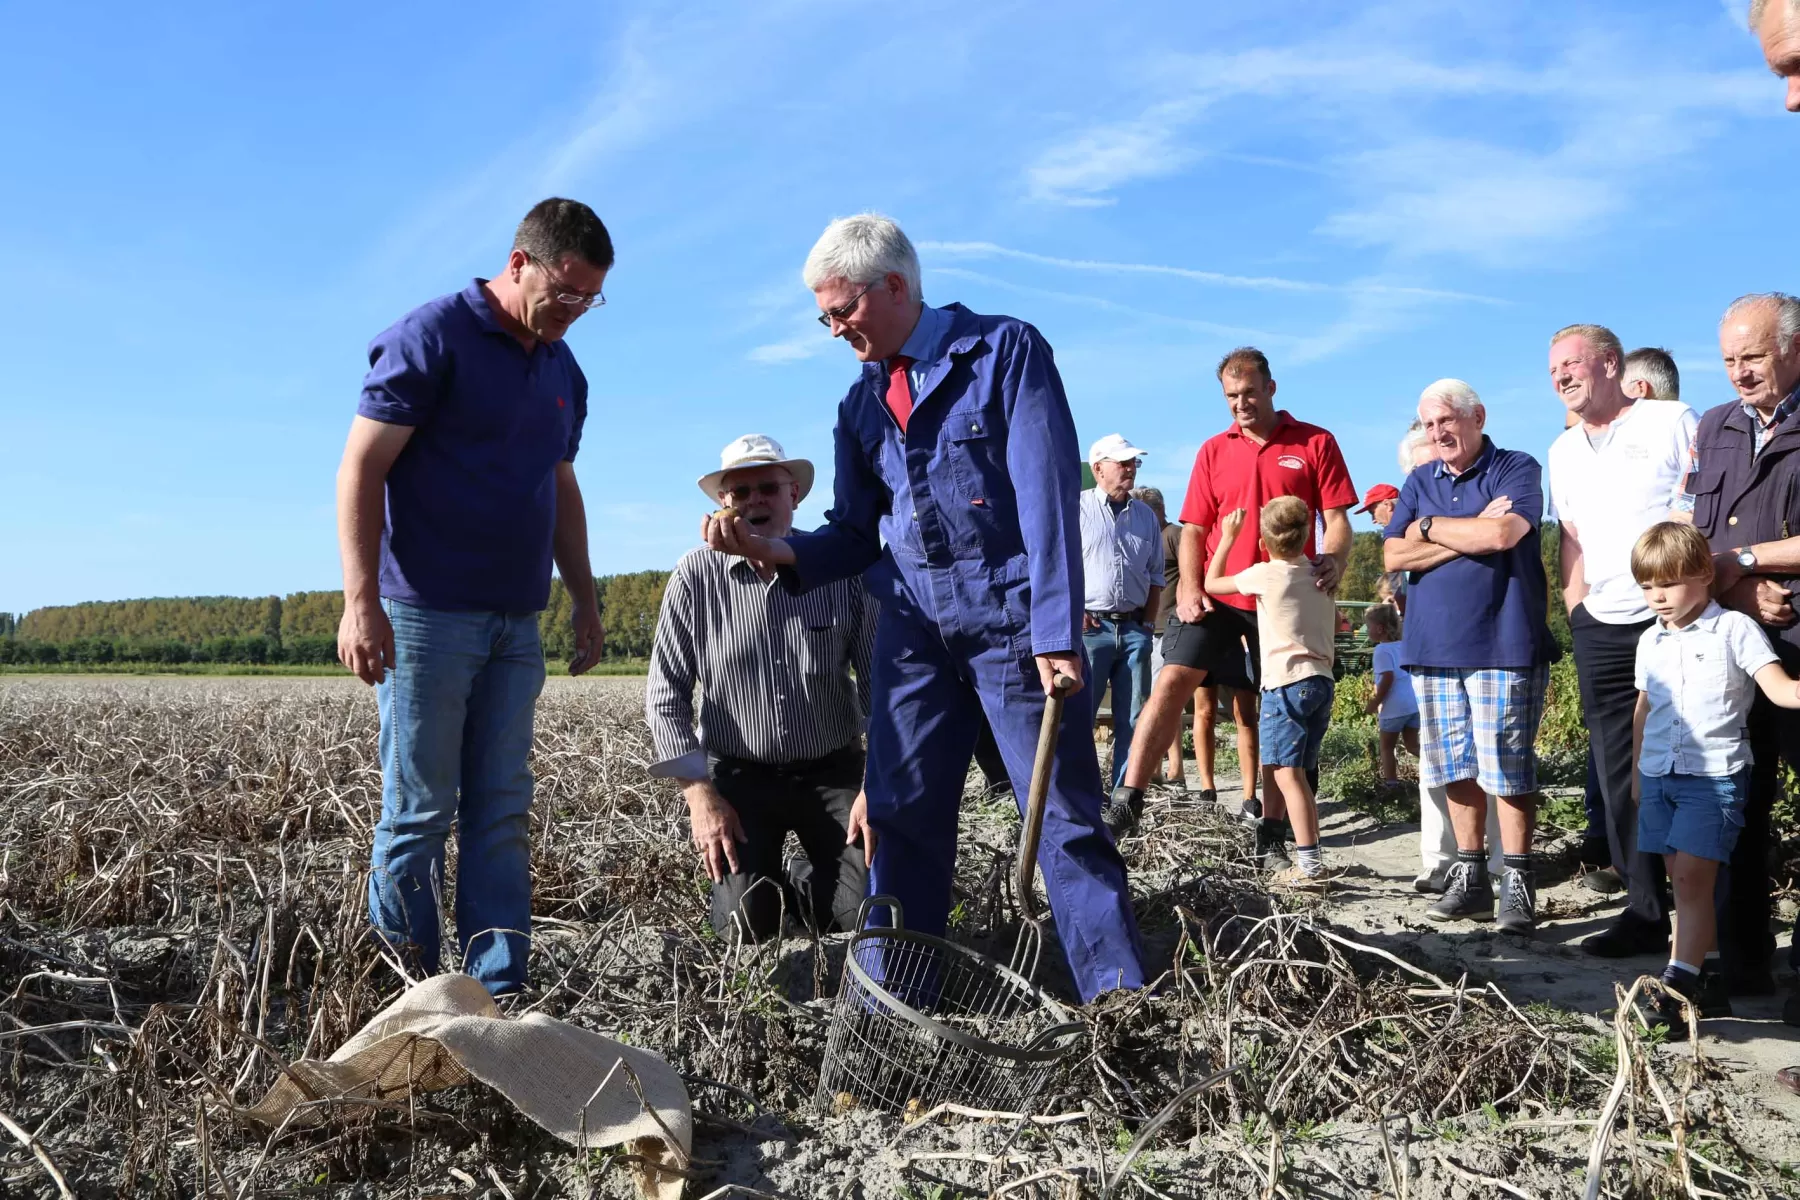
top-left (1015, 673), bottom-right (1075, 928)
top-left (854, 893), bottom-right (905, 932)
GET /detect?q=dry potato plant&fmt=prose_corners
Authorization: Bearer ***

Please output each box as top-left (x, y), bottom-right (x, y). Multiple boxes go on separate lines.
top-left (0, 679), bottom-right (1791, 1199)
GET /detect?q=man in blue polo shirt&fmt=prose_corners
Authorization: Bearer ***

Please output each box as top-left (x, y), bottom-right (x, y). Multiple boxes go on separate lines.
top-left (1385, 378), bottom-right (1559, 935)
top-left (335, 197), bottom-right (612, 996)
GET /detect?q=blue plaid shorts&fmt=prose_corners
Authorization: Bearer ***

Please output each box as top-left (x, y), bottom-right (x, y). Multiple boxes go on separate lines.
top-left (1412, 665), bottom-right (1549, 796)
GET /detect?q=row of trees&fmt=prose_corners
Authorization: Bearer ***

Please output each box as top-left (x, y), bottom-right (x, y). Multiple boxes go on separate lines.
top-left (1, 573), bottom-right (673, 666)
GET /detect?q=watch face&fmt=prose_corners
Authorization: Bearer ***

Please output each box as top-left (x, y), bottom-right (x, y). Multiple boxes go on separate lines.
top-left (1738, 549), bottom-right (1756, 568)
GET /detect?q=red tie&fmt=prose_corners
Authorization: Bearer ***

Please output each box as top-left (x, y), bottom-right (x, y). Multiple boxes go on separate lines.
top-left (886, 355), bottom-right (915, 433)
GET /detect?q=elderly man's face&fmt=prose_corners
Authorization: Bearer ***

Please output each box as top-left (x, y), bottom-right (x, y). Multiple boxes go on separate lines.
top-left (1720, 302), bottom-right (1800, 412)
top-left (717, 465), bottom-right (799, 537)
top-left (1419, 397), bottom-right (1485, 472)
top-left (815, 273), bottom-right (917, 363)
top-left (1549, 334), bottom-right (1616, 420)
top-left (1220, 367), bottom-right (1277, 434)
top-left (1093, 457), bottom-right (1138, 500)
top-left (1758, 0), bottom-right (1800, 112)
top-left (1407, 439), bottom-right (1440, 472)
top-left (1372, 498), bottom-right (1397, 526)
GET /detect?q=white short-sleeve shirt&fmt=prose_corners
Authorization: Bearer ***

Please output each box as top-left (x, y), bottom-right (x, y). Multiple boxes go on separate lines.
top-left (1634, 602), bottom-right (1779, 777)
top-left (1546, 400), bottom-right (1697, 624)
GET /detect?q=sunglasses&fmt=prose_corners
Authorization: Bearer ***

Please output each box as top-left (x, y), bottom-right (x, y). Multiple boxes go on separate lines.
top-left (724, 481), bottom-right (788, 502)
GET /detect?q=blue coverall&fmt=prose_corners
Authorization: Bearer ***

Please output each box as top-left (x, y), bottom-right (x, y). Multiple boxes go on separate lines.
top-left (783, 303), bottom-right (1145, 1002)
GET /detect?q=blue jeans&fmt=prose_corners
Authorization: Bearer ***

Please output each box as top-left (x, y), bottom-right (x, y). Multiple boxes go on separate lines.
top-left (1259, 675), bottom-right (1334, 770)
top-left (369, 599), bottom-right (546, 994)
top-left (1083, 618), bottom-right (1154, 788)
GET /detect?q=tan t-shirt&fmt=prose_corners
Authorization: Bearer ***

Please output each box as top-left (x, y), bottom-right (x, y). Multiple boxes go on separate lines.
top-left (1231, 559), bottom-right (1335, 689)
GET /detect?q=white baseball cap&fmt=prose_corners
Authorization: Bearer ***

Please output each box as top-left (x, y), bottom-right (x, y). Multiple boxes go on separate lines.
top-left (697, 434), bottom-right (815, 503)
top-left (1088, 433), bottom-right (1148, 464)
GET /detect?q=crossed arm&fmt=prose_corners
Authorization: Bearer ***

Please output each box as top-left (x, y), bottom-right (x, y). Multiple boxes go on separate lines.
top-left (1382, 497), bottom-right (1527, 573)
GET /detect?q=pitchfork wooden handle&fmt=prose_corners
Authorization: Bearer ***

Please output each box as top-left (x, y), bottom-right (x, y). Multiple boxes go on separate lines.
top-left (1016, 673), bottom-right (1076, 924)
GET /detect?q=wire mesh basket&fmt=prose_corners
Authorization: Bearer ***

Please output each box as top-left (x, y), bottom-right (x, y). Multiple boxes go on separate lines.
top-left (813, 895), bottom-right (1084, 1115)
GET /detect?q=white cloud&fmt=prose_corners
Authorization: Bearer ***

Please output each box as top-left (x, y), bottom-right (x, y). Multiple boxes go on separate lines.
top-left (1025, 98), bottom-right (1208, 206)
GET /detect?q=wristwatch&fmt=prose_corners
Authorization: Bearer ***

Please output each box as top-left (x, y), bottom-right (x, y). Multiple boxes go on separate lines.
top-left (1419, 515), bottom-right (1436, 543)
top-left (1735, 546), bottom-right (1758, 571)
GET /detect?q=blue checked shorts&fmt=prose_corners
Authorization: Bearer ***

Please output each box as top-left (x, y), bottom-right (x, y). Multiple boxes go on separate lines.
top-left (1412, 665), bottom-right (1549, 796)
top-left (1258, 675), bottom-right (1335, 770)
top-left (1638, 769), bottom-right (1750, 863)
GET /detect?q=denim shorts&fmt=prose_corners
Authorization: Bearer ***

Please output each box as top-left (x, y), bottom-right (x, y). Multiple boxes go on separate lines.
top-left (1638, 769), bottom-right (1750, 863)
top-left (1378, 710), bottom-right (1420, 734)
top-left (1259, 675), bottom-right (1335, 769)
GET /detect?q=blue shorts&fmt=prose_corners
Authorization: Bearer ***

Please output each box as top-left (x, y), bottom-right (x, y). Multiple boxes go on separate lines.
top-left (1259, 676), bottom-right (1334, 770)
top-left (1638, 769), bottom-right (1750, 864)
top-left (1378, 711), bottom-right (1420, 734)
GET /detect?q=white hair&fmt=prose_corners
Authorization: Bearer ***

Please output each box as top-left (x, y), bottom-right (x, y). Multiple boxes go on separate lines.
top-left (1397, 422), bottom-right (1431, 473)
top-left (1721, 292), bottom-right (1800, 354)
top-left (802, 213), bottom-right (923, 301)
top-left (1748, 0), bottom-right (1800, 29)
top-left (1419, 378), bottom-right (1482, 419)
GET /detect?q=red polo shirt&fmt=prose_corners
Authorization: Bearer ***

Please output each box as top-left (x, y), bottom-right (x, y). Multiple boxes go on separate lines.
top-left (1179, 412), bottom-right (1357, 611)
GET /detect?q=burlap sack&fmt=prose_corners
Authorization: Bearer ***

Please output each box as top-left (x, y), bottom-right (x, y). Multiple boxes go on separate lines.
top-left (241, 974), bottom-right (691, 1199)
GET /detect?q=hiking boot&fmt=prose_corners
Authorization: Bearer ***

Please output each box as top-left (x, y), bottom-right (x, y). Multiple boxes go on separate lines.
top-left (1254, 821), bottom-right (1291, 872)
top-left (1581, 913), bottom-right (1670, 959)
top-left (1495, 867), bottom-right (1537, 936)
top-left (1425, 861), bottom-right (1494, 922)
top-left (1103, 787), bottom-right (1142, 838)
top-left (1650, 971), bottom-right (1731, 1035)
top-left (1413, 862), bottom-right (1453, 895)
top-left (1581, 866), bottom-right (1624, 895)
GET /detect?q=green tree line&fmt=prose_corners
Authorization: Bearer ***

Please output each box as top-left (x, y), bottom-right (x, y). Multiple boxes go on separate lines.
top-left (1, 573), bottom-right (672, 666)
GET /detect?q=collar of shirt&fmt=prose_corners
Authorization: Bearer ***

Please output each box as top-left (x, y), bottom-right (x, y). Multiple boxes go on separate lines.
top-left (1740, 380), bottom-right (1800, 442)
top-left (889, 302), bottom-right (952, 395)
top-left (1223, 411), bottom-right (1294, 444)
top-left (1432, 436), bottom-right (1496, 481)
top-left (1647, 600), bottom-right (1727, 641)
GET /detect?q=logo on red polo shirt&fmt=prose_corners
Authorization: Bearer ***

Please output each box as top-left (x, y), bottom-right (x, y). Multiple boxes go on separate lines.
top-left (1277, 455), bottom-right (1304, 470)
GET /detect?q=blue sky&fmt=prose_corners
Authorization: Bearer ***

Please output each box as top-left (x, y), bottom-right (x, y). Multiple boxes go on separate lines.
top-left (2, 0), bottom-right (1793, 615)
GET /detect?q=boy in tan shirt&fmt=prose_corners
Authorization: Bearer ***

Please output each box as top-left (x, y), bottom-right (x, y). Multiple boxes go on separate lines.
top-left (1206, 496), bottom-right (1338, 886)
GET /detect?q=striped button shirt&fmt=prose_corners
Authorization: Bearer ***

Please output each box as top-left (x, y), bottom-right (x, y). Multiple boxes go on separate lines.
top-left (646, 545), bottom-right (878, 779)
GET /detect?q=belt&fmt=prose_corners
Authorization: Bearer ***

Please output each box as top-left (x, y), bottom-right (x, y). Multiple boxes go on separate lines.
top-left (1087, 608), bottom-right (1146, 624)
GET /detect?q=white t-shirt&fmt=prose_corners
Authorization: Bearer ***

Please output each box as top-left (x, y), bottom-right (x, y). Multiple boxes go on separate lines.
top-left (1634, 602), bottom-right (1779, 777)
top-left (1372, 641), bottom-right (1418, 718)
top-left (1231, 559), bottom-right (1335, 689)
top-left (1546, 400), bottom-right (1697, 624)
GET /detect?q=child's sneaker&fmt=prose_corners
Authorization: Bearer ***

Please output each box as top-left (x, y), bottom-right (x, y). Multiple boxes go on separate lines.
top-left (1271, 863), bottom-right (1342, 892)
top-left (1254, 820), bottom-right (1291, 872)
top-left (1650, 969), bottom-right (1732, 1035)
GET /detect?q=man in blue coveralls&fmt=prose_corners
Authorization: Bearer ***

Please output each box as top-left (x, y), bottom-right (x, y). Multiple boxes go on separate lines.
top-left (702, 213), bottom-right (1144, 1002)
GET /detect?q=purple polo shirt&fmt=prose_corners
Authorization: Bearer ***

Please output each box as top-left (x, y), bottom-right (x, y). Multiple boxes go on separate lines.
top-left (358, 279), bottom-right (587, 613)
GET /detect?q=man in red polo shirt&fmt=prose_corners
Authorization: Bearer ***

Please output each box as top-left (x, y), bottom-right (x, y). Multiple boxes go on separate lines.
top-left (1104, 347), bottom-right (1356, 860)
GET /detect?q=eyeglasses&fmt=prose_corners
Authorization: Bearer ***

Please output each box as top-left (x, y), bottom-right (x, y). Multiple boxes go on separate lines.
top-left (724, 481), bottom-right (787, 502)
top-left (816, 281), bottom-right (876, 328)
top-left (530, 255), bottom-right (607, 310)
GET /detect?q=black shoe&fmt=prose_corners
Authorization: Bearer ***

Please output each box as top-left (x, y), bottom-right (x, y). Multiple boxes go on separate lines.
top-left (1103, 787), bottom-right (1143, 838)
top-left (1495, 868), bottom-right (1536, 936)
top-left (1579, 835), bottom-right (1612, 869)
top-left (1254, 821), bottom-right (1291, 872)
top-left (1580, 914), bottom-right (1671, 958)
top-left (1413, 862), bottom-right (1453, 894)
top-left (1580, 867), bottom-right (1624, 895)
top-left (1197, 788), bottom-right (1218, 807)
top-left (1238, 796), bottom-right (1262, 825)
top-left (1426, 861), bottom-right (1494, 922)
top-left (1651, 971), bottom-right (1732, 1033)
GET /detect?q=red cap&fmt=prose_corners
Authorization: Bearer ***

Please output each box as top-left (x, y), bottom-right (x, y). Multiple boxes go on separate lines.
top-left (1354, 483), bottom-right (1401, 514)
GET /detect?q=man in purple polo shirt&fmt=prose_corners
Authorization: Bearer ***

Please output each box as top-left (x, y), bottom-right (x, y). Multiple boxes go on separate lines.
top-left (335, 198), bottom-right (612, 996)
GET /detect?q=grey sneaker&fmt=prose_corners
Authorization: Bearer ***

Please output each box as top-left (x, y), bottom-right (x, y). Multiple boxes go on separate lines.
top-left (1413, 861), bottom-right (1453, 895)
top-left (1495, 867), bottom-right (1536, 935)
top-left (1103, 787), bottom-right (1142, 838)
top-left (1425, 861), bottom-right (1494, 922)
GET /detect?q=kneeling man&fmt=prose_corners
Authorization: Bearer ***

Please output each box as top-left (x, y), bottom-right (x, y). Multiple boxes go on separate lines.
top-left (647, 435), bottom-right (879, 940)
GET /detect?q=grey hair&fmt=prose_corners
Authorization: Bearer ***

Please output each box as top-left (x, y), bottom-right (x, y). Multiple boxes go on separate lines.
top-left (1622, 347), bottom-right (1680, 402)
top-left (1419, 378), bottom-right (1483, 419)
top-left (1549, 323), bottom-right (1624, 373)
top-left (1721, 292), bottom-right (1800, 353)
top-left (1748, 0), bottom-right (1800, 29)
top-left (1131, 486), bottom-right (1167, 522)
top-left (1398, 421), bottom-right (1431, 473)
top-left (802, 213), bottom-right (923, 301)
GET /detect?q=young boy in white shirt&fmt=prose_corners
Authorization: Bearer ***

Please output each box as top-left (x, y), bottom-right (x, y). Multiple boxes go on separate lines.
top-left (1362, 602), bottom-right (1419, 789)
top-left (1630, 522), bottom-right (1800, 1029)
top-left (1206, 496), bottom-right (1337, 888)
